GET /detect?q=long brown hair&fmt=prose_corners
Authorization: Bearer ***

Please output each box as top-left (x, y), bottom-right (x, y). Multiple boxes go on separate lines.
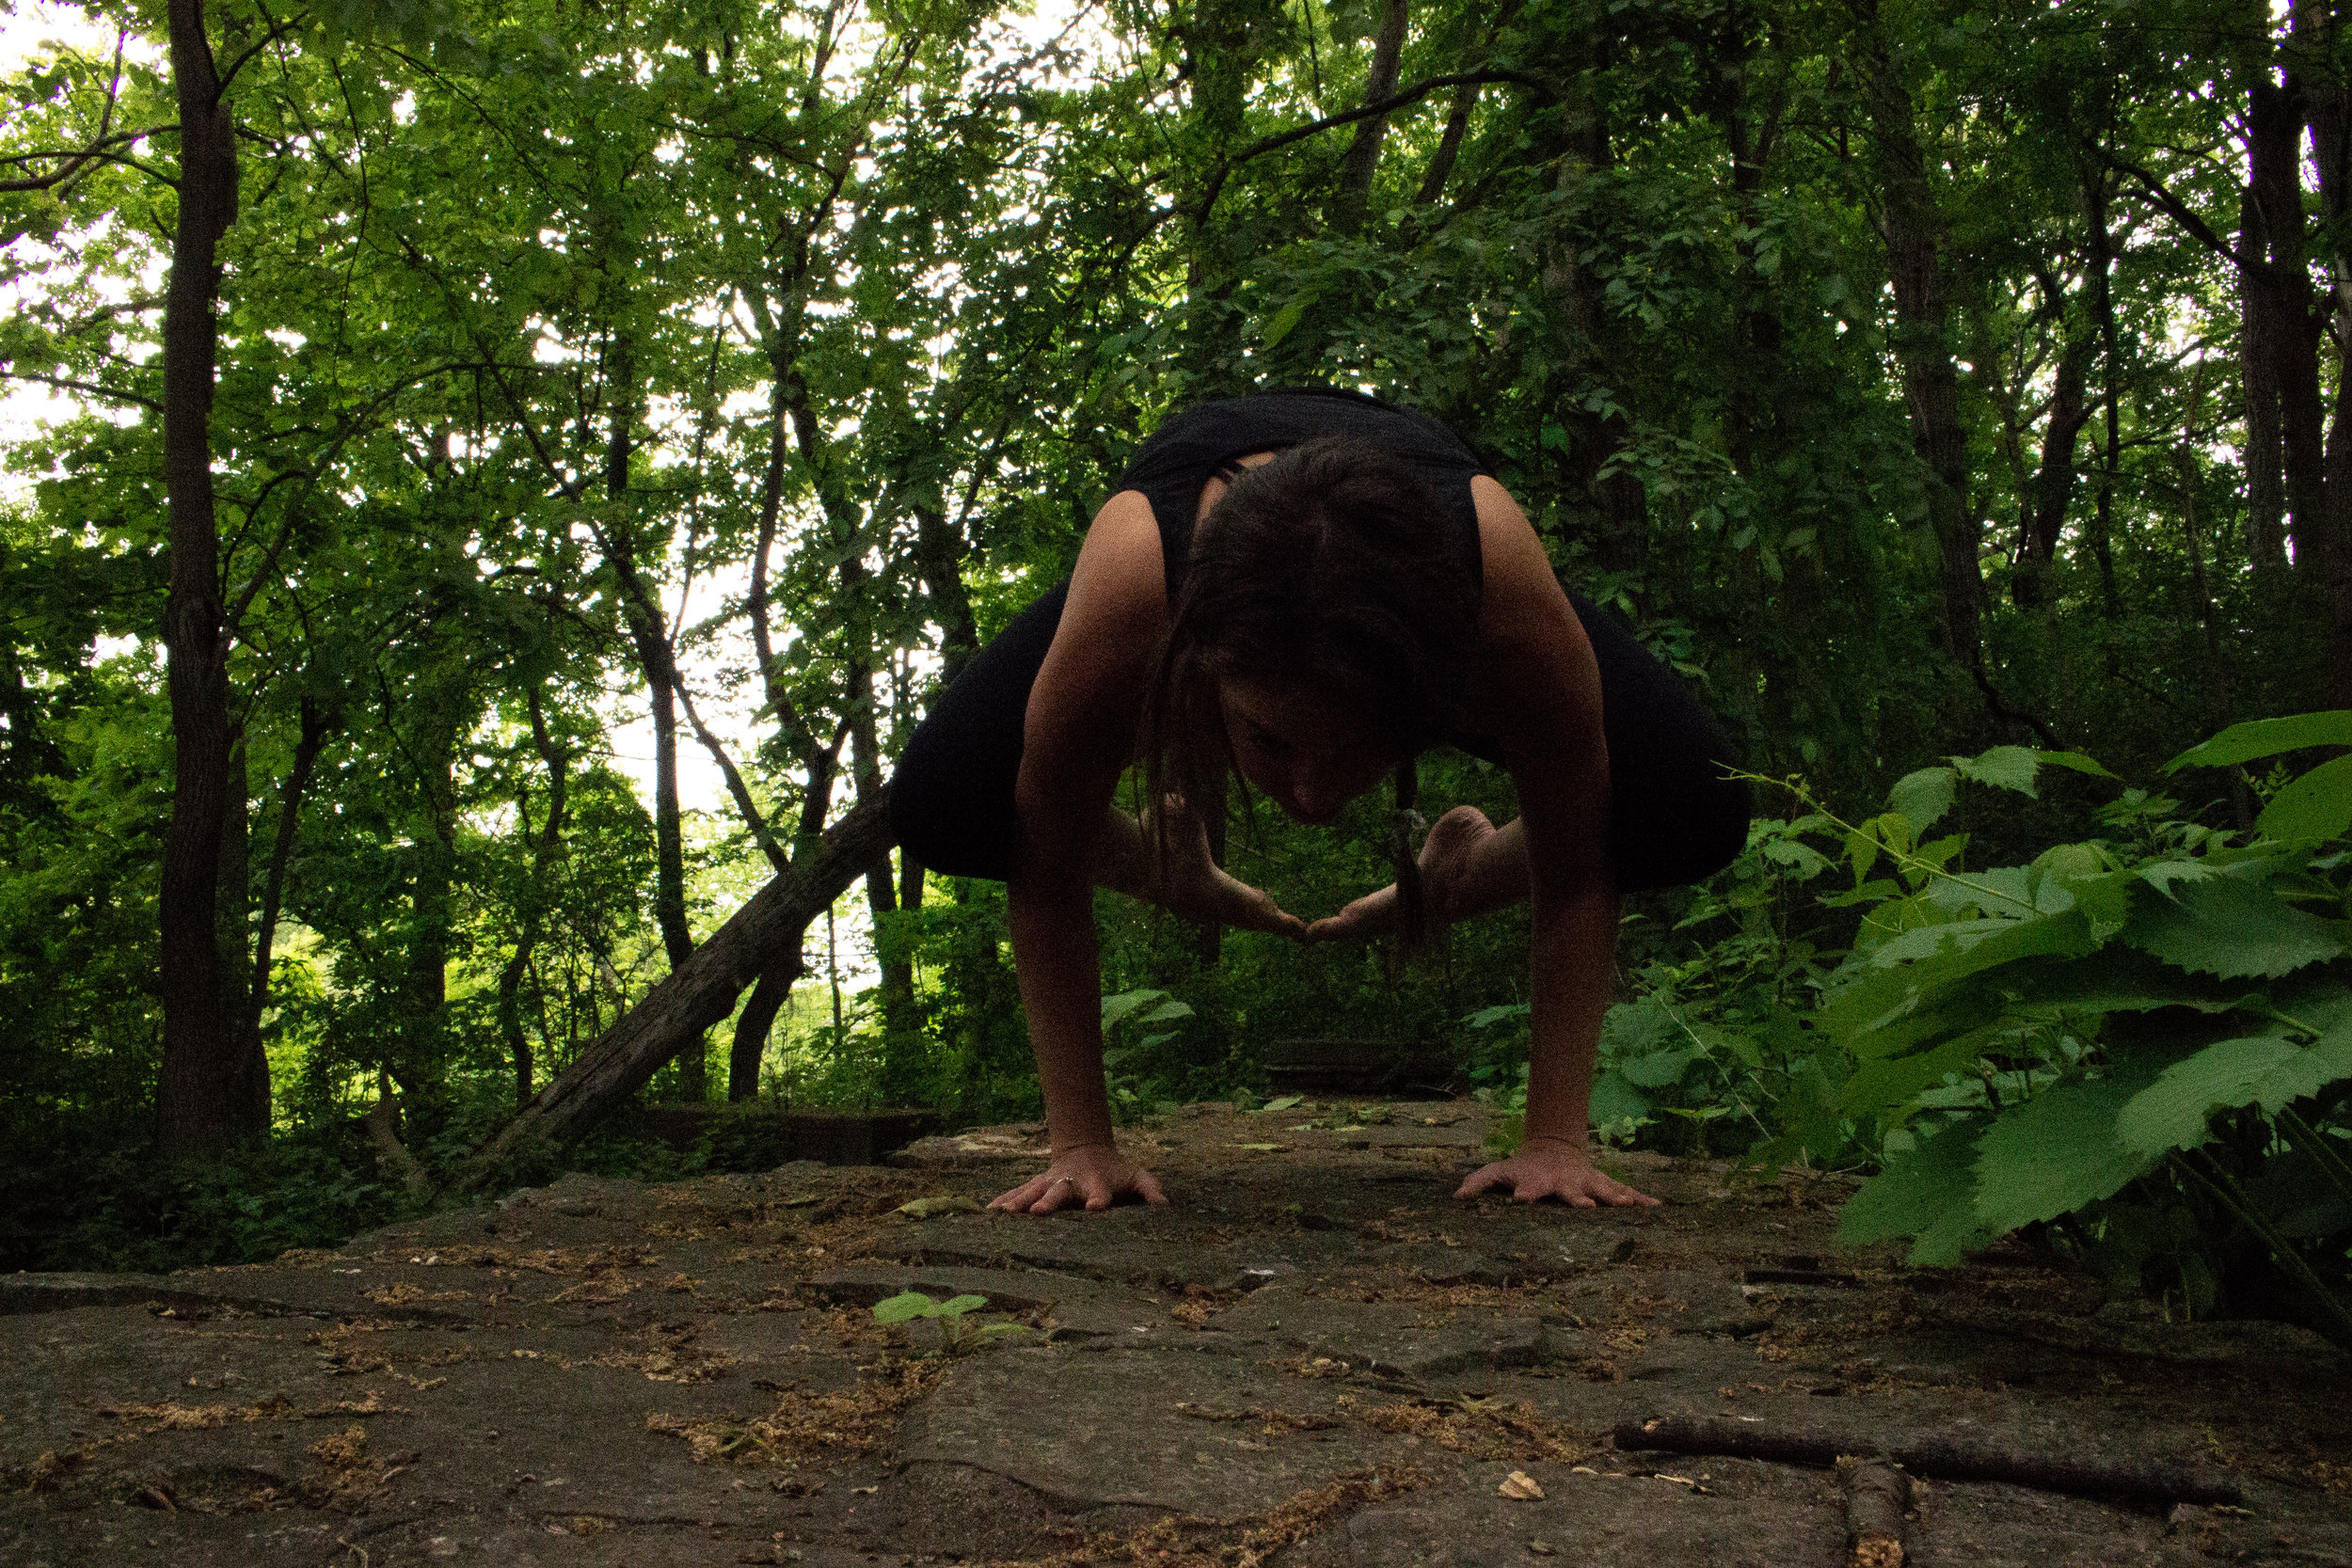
top-left (1137, 436), bottom-right (1480, 955)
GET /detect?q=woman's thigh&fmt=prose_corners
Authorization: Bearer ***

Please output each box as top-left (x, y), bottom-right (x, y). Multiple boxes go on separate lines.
top-left (1567, 595), bottom-right (1750, 894)
top-left (889, 579), bottom-right (1072, 882)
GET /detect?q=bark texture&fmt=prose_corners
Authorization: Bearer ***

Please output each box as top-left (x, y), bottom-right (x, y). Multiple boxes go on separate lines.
top-left (156, 0), bottom-right (252, 1157)
top-left (1858, 1), bottom-right (1980, 666)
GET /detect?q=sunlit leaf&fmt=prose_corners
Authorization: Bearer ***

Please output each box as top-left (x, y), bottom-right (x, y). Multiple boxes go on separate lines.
top-left (872, 1291), bottom-right (940, 1324)
top-left (2255, 753), bottom-right (2352, 844)
top-left (1950, 745), bottom-right (2041, 797)
top-left (2163, 711), bottom-right (2352, 772)
top-left (1886, 767), bottom-right (1957, 835)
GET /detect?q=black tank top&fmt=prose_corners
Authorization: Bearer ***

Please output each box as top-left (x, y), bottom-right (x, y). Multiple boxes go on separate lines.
top-left (1110, 388), bottom-right (1490, 605)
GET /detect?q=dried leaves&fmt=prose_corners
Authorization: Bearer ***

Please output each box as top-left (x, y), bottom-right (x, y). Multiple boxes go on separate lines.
top-left (645, 1357), bottom-right (946, 1473)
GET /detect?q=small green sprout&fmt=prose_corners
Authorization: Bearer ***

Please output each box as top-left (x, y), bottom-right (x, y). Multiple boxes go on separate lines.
top-left (870, 1291), bottom-right (1032, 1354)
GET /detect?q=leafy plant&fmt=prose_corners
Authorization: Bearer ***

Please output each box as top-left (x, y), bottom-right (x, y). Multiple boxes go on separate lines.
top-left (1100, 988), bottom-right (1197, 1124)
top-left (1738, 717), bottom-right (2352, 1340)
top-left (869, 1290), bottom-right (1030, 1354)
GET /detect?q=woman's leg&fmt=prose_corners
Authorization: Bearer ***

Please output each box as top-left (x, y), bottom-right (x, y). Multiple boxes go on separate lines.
top-left (1566, 594), bottom-right (1751, 893)
top-left (889, 579), bottom-right (1071, 882)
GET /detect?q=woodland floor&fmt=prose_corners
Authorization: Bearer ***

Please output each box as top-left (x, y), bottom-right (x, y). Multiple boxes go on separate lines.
top-left (3, 1099), bottom-right (2349, 1567)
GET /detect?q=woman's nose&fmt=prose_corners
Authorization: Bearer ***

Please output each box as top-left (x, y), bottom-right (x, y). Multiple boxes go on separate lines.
top-left (1289, 767), bottom-right (1345, 822)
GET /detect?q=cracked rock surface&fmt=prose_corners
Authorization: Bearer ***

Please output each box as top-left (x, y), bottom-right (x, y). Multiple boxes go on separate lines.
top-left (3, 1100), bottom-right (2347, 1566)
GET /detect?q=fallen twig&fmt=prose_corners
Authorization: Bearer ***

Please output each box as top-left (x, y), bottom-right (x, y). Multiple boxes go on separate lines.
top-left (1614, 1415), bottom-right (2241, 1506)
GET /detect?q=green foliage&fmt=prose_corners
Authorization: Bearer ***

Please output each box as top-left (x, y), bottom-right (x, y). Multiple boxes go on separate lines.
top-left (2, 0), bottom-right (2349, 1349)
top-left (1711, 725), bottom-right (2352, 1338)
top-left (869, 1289), bottom-right (1027, 1352)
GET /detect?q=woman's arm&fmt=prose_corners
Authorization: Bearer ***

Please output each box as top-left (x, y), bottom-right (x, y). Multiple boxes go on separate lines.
top-left (1454, 478), bottom-right (1657, 1208)
top-left (993, 493), bottom-right (1169, 1212)
top-left (990, 493), bottom-right (1306, 1214)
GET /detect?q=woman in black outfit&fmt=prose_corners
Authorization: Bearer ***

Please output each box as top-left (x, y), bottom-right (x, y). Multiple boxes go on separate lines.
top-left (892, 388), bottom-right (1747, 1213)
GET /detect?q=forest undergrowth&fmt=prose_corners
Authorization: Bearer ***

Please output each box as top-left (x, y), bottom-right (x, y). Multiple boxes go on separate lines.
top-left (15, 715), bottom-right (2347, 1352)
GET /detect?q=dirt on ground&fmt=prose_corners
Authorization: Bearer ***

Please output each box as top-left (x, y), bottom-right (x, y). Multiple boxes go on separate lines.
top-left (2, 1099), bottom-right (2346, 1567)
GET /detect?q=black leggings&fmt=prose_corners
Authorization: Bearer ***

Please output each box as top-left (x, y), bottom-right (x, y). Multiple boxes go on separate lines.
top-left (890, 578), bottom-right (1750, 894)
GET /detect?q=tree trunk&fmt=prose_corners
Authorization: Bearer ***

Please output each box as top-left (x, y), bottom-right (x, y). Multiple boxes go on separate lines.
top-left (601, 334), bottom-right (701, 1099)
top-left (2084, 168), bottom-right (2124, 621)
top-left (500, 693), bottom-right (569, 1105)
top-left (1858, 1), bottom-right (1980, 666)
top-left (2247, 71), bottom-right (2327, 574)
top-left (386, 708), bottom-right (458, 1103)
top-left (1542, 29), bottom-right (1647, 574)
top-left (1413, 76), bottom-right (1481, 205)
top-left (849, 665), bottom-right (919, 1094)
top-left (1331, 0), bottom-right (1410, 234)
top-left (156, 0), bottom-right (252, 1158)
top-left (248, 697), bottom-right (329, 1052)
top-left (2240, 188), bottom-right (2291, 574)
top-left (2298, 0), bottom-right (2352, 705)
top-left (463, 793), bottom-right (899, 1182)
top-left (212, 732), bottom-right (270, 1131)
top-left (2019, 319), bottom-right (2095, 607)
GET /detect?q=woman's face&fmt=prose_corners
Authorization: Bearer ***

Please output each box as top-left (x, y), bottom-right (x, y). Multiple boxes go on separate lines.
top-left (1216, 677), bottom-right (1394, 825)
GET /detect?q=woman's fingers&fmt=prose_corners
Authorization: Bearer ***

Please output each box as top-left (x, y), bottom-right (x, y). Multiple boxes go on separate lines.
top-left (1452, 1152), bottom-right (1661, 1208)
top-left (1452, 1161), bottom-right (1511, 1199)
top-left (1216, 873), bottom-right (1308, 939)
top-left (1305, 884), bottom-right (1398, 943)
top-left (993, 1152), bottom-right (1171, 1215)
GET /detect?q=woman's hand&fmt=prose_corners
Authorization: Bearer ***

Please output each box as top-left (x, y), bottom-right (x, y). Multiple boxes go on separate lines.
top-left (991, 1143), bottom-right (1170, 1214)
top-left (1305, 804), bottom-right (1504, 942)
top-left (1454, 1134), bottom-right (1660, 1208)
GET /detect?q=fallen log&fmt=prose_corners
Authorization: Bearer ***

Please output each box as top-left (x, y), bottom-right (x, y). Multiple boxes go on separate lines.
top-left (1613, 1414), bottom-right (2242, 1507)
top-left (1839, 1456), bottom-right (1910, 1568)
top-left (455, 792), bottom-right (898, 1191)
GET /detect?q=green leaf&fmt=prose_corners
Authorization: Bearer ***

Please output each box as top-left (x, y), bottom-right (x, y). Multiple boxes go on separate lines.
top-left (1258, 1095), bottom-right (1303, 1113)
top-left (1261, 294), bottom-right (1313, 347)
top-left (872, 1291), bottom-right (940, 1324)
top-left (1844, 829), bottom-right (1882, 884)
top-left (1587, 1070), bottom-right (1651, 1128)
top-left (1135, 999), bottom-right (1195, 1024)
top-left (1836, 1114), bottom-right (1994, 1265)
top-left (2115, 1006), bottom-right (2352, 1157)
top-left (1618, 1045), bottom-right (1698, 1089)
top-left (1969, 1060), bottom-right (2174, 1236)
top-left (896, 1195), bottom-right (987, 1218)
top-left (1820, 909), bottom-right (2099, 1042)
top-left (935, 1293), bottom-right (990, 1318)
top-left (1761, 837), bottom-right (1832, 879)
top-left (2256, 753), bottom-right (2352, 843)
top-left (2121, 871), bottom-right (2345, 979)
top-left (2036, 750), bottom-right (2119, 781)
top-left (2163, 711), bottom-right (2352, 772)
top-left (1950, 745), bottom-right (2041, 797)
top-left (1886, 767), bottom-right (1957, 835)
top-left (1100, 989), bottom-right (1165, 1026)
top-left (1466, 1004), bottom-right (1531, 1029)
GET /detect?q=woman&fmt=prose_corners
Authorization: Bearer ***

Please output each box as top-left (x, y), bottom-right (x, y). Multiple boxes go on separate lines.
top-left (892, 388), bottom-right (1747, 1214)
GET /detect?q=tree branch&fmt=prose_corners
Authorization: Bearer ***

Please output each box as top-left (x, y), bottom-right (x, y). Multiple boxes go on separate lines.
top-left (1195, 71), bottom-right (1553, 225)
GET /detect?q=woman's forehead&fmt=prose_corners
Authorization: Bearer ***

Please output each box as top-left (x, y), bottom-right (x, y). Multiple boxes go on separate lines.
top-left (1217, 676), bottom-right (1381, 738)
